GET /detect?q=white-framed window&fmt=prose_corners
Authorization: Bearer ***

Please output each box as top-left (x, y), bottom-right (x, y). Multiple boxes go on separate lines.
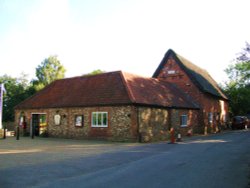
top-left (208, 112), bottom-right (213, 123)
top-left (180, 115), bottom-right (188, 127)
top-left (92, 112), bottom-right (108, 127)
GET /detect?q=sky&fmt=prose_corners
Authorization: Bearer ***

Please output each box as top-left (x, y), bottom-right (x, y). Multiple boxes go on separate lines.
top-left (0, 0), bottom-right (250, 84)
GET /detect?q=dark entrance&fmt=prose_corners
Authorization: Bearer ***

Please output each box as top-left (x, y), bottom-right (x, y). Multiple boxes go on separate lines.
top-left (32, 114), bottom-right (39, 136)
top-left (31, 114), bottom-right (47, 136)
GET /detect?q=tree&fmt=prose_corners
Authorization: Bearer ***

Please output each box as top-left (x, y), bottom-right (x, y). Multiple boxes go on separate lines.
top-left (224, 42), bottom-right (250, 115)
top-left (225, 62), bottom-right (250, 87)
top-left (225, 42), bottom-right (250, 86)
top-left (0, 74), bottom-right (36, 122)
top-left (84, 69), bottom-right (106, 76)
top-left (34, 55), bottom-right (66, 90)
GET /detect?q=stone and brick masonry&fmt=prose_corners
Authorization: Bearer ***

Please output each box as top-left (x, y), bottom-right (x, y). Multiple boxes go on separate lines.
top-left (15, 105), bottom-right (199, 142)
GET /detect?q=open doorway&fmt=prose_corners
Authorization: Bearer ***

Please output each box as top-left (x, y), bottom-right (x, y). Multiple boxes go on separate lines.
top-left (31, 114), bottom-right (47, 136)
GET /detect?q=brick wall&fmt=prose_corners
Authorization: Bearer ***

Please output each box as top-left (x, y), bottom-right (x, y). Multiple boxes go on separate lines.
top-left (170, 109), bottom-right (199, 136)
top-left (157, 57), bottom-right (202, 102)
top-left (156, 56), bottom-right (229, 134)
top-left (200, 94), bottom-right (229, 134)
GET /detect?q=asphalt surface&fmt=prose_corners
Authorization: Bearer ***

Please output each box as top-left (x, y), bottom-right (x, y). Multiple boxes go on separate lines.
top-left (0, 130), bottom-right (250, 188)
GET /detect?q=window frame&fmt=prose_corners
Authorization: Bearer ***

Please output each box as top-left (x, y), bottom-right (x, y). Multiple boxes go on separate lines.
top-left (180, 114), bottom-right (188, 127)
top-left (91, 112), bottom-right (108, 128)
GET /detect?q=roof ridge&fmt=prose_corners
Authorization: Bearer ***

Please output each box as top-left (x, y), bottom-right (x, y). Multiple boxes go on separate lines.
top-left (58, 70), bottom-right (123, 81)
top-left (174, 52), bottom-right (207, 72)
top-left (121, 71), bottom-right (151, 79)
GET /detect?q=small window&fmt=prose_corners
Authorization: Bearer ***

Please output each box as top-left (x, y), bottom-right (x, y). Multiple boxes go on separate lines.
top-left (180, 115), bottom-right (188, 127)
top-left (208, 112), bottom-right (213, 123)
top-left (92, 112), bottom-right (108, 127)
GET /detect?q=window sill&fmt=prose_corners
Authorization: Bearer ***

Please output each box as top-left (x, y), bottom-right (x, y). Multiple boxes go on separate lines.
top-left (91, 125), bottom-right (108, 128)
top-left (180, 125), bottom-right (188, 128)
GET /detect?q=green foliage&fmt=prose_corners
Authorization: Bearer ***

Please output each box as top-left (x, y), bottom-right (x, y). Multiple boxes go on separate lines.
top-left (225, 84), bottom-right (250, 115)
top-left (85, 69), bottom-right (105, 76)
top-left (224, 42), bottom-right (250, 115)
top-left (225, 61), bottom-right (250, 86)
top-left (0, 74), bottom-right (36, 122)
top-left (1, 56), bottom-right (66, 122)
top-left (34, 55), bottom-right (66, 90)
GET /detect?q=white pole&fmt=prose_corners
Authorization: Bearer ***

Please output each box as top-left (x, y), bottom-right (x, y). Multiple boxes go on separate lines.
top-left (0, 84), bottom-right (3, 129)
top-left (0, 83), bottom-right (6, 129)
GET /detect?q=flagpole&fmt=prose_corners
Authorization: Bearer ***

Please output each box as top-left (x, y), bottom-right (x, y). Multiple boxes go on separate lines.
top-left (0, 84), bottom-right (3, 129)
top-left (0, 83), bottom-right (5, 129)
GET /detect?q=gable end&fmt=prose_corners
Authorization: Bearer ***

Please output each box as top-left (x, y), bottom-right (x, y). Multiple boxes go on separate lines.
top-left (153, 49), bottom-right (228, 100)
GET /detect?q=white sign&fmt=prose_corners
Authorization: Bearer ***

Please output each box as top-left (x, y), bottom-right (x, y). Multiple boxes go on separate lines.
top-left (54, 114), bottom-right (61, 125)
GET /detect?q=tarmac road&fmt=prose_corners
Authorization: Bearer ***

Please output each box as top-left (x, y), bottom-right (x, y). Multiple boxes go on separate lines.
top-left (0, 130), bottom-right (250, 188)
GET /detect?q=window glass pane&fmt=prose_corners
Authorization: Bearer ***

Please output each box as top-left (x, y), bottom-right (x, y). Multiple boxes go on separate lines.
top-left (92, 112), bottom-right (108, 127)
top-left (103, 113), bottom-right (107, 126)
top-left (40, 114), bottom-right (47, 126)
top-left (92, 113), bottom-right (97, 126)
top-left (98, 113), bottom-right (102, 125)
top-left (181, 115), bottom-right (187, 126)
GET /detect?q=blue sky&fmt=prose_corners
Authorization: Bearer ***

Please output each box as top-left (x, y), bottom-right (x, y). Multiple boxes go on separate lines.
top-left (0, 0), bottom-right (250, 84)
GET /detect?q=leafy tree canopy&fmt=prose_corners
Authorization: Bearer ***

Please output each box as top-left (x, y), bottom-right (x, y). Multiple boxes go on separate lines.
top-left (84, 69), bottom-right (106, 76)
top-left (34, 55), bottom-right (66, 90)
top-left (1, 56), bottom-right (66, 122)
top-left (0, 74), bottom-right (35, 122)
top-left (224, 42), bottom-right (250, 115)
top-left (225, 42), bottom-right (250, 87)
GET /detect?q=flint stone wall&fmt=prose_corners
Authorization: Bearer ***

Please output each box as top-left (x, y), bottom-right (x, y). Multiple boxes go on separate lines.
top-left (15, 105), bottom-right (138, 141)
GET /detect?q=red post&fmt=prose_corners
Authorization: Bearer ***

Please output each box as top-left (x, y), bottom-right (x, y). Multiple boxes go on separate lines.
top-left (170, 127), bottom-right (175, 144)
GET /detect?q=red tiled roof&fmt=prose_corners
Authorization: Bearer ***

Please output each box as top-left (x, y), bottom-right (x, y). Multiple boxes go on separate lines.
top-left (15, 72), bottom-right (132, 109)
top-left (15, 71), bottom-right (199, 109)
top-left (122, 72), bottom-right (199, 109)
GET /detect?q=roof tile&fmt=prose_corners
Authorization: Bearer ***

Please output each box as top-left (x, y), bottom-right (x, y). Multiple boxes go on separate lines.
top-left (16, 71), bottom-right (199, 109)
